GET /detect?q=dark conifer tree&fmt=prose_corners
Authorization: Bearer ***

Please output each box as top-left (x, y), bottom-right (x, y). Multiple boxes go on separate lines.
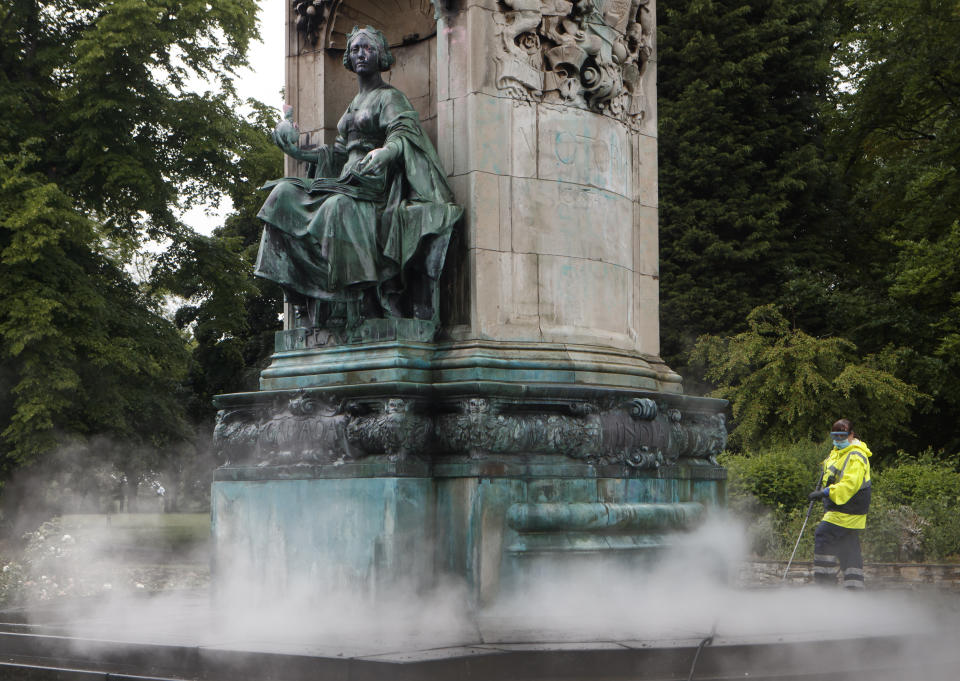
top-left (657, 0), bottom-right (841, 381)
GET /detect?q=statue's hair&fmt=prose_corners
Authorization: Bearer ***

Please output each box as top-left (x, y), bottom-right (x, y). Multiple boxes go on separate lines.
top-left (342, 26), bottom-right (395, 72)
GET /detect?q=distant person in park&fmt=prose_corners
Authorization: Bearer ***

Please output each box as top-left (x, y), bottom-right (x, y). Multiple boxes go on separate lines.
top-left (808, 418), bottom-right (872, 589)
top-left (255, 25), bottom-right (462, 329)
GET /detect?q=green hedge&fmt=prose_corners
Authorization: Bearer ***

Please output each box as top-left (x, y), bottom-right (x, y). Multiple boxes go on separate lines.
top-left (724, 445), bottom-right (960, 563)
top-left (865, 457), bottom-right (960, 562)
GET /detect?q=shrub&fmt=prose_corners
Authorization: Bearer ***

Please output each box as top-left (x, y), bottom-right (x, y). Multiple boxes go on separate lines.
top-left (861, 496), bottom-right (928, 563)
top-left (721, 441), bottom-right (825, 559)
top-left (868, 455), bottom-right (960, 561)
top-left (774, 504), bottom-right (816, 562)
top-left (722, 440), bottom-right (824, 515)
top-left (724, 444), bottom-right (960, 563)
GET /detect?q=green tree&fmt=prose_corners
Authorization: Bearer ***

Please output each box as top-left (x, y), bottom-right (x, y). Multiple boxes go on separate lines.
top-left (153, 101), bottom-right (284, 422)
top-left (692, 304), bottom-right (922, 454)
top-left (826, 0), bottom-right (960, 454)
top-left (657, 0), bottom-right (843, 379)
top-left (0, 147), bottom-right (190, 464)
top-left (0, 0), bottom-right (260, 499)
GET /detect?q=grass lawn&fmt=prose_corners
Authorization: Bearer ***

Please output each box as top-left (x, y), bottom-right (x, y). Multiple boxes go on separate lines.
top-left (59, 513), bottom-right (210, 565)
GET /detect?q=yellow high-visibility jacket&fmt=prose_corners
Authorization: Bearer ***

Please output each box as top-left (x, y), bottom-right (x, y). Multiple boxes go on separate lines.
top-left (819, 439), bottom-right (872, 529)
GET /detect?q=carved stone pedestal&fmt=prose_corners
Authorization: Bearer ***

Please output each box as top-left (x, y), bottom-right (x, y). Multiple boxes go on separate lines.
top-left (211, 0), bottom-right (727, 610)
top-left (212, 342), bottom-right (726, 606)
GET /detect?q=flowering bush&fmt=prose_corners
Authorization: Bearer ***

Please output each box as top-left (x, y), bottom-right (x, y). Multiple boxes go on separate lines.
top-left (0, 518), bottom-right (91, 604)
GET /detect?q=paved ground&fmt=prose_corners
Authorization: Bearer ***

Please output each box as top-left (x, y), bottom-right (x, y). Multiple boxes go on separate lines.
top-left (1, 594), bottom-right (958, 681)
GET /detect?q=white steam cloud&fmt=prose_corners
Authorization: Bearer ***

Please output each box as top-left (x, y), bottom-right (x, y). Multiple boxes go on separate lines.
top-left (14, 512), bottom-right (960, 678)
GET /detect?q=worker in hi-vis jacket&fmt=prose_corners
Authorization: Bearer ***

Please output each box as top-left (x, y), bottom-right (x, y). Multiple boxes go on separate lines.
top-left (808, 418), bottom-right (872, 589)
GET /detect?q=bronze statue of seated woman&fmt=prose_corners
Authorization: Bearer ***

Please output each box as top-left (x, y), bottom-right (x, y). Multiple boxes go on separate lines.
top-left (255, 25), bottom-right (461, 333)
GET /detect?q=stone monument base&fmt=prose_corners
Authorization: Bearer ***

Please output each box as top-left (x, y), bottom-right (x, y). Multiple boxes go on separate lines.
top-left (212, 461), bottom-right (722, 607)
top-left (212, 340), bottom-right (727, 606)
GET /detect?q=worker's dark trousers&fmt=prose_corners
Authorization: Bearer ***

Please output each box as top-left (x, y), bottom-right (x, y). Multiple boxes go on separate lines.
top-left (813, 521), bottom-right (864, 589)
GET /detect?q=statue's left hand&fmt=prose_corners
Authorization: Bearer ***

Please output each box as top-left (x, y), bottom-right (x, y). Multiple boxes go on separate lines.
top-left (357, 146), bottom-right (398, 176)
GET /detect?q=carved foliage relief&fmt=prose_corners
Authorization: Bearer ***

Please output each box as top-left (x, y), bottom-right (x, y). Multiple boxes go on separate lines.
top-left (494, 0), bottom-right (654, 129)
top-left (214, 392), bottom-right (726, 470)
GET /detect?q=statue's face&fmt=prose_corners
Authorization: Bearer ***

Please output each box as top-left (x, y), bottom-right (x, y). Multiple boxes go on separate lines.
top-left (348, 34), bottom-right (380, 74)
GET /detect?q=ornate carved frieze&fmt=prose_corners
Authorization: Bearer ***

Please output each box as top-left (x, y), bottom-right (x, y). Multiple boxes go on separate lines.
top-left (345, 398), bottom-right (433, 461)
top-left (434, 397), bottom-right (604, 462)
top-left (214, 393), bottom-right (432, 465)
top-left (214, 392), bottom-right (348, 465)
top-left (493, 0), bottom-right (654, 129)
top-left (214, 391), bottom-right (725, 469)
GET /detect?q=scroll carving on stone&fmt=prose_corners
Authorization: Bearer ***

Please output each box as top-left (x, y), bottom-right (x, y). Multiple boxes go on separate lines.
top-left (493, 0), bottom-right (654, 129)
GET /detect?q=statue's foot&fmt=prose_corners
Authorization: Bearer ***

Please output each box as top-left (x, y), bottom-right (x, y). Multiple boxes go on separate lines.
top-left (381, 292), bottom-right (403, 318)
top-left (293, 304), bottom-right (309, 326)
top-left (360, 290), bottom-right (382, 318)
top-left (293, 301), bottom-right (319, 328)
top-left (412, 302), bottom-right (434, 321)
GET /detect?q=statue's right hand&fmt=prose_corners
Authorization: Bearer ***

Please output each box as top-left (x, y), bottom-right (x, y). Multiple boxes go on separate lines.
top-left (272, 131), bottom-right (295, 156)
top-left (273, 119), bottom-right (302, 156)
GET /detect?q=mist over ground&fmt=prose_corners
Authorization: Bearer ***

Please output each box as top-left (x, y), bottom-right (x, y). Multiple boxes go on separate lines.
top-left (16, 512), bottom-right (956, 676)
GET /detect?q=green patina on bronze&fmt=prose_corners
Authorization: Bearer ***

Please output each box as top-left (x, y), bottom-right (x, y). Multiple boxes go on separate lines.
top-left (255, 25), bottom-right (461, 331)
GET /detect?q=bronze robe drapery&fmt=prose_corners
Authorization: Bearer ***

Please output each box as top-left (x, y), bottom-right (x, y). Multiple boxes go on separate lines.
top-left (255, 85), bottom-right (461, 308)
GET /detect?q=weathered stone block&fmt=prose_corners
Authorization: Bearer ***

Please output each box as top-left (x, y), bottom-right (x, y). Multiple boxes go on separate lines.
top-left (633, 272), bottom-right (660, 358)
top-left (452, 93), bottom-right (537, 177)
top-left (537, 253), bottom-right (637, 351)
top-left (510, 177), bottom-right (633, 269)
top-left (537, 106), bottom-right (633, 198)
top-left (639, 58), bottom-right (658, 138)
top-left (474, 248), bottom-right (542, 340)
top-left (635, 133), bottom-right (658, 208)
top-left (441, 5), bottom-right (497, 101)
top-left (633, 203), bottom-right (659, 277)
top-left (448, 171), bottom-right (502, 251)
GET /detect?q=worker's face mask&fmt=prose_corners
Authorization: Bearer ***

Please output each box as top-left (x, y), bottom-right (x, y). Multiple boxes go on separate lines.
top-left (831, 431), bottom-right (850, 449)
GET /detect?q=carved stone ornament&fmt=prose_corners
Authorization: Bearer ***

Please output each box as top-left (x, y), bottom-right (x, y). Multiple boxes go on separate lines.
top-left (214, 392), bottom-right (726, 468)
top-left (292, 1), bottom-right (443, 48)
top-left (293, 0), bottom-right (335, 45)
top-left (493, 0), bottom-right (654, 129)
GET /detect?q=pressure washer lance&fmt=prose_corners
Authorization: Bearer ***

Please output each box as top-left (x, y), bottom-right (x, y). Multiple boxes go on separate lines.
top-left (782, 472), bottom-right (826, 581)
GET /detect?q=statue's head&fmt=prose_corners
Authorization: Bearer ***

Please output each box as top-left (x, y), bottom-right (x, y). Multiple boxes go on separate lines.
top-left (343, 26), bottom-right (395, 72)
